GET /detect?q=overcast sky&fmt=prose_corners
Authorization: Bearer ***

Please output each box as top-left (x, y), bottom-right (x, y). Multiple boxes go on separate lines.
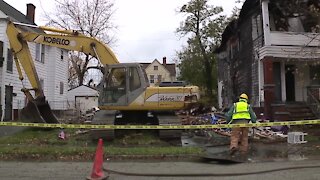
top-left (4, 0), bottom-right (240, 63)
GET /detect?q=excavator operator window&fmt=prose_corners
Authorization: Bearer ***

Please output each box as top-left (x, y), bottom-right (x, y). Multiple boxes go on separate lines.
top-left (129, 67), bottom-right (141, 92)
top-left (102, 67), bottom-right (126, 103)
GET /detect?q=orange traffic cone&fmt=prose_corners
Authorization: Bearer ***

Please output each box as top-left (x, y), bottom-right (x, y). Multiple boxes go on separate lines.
top-left (87, 138), bottom-right (108, 180)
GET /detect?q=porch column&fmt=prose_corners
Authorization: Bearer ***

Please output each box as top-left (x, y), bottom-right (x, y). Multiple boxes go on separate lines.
top-left (263, 56), bottom-right (275, 120)
top-left (261, 0), bottom-right (271, 46)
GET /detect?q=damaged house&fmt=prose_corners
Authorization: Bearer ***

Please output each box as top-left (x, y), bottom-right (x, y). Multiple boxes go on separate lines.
top-left (216, 0), bottom-right (320, 121)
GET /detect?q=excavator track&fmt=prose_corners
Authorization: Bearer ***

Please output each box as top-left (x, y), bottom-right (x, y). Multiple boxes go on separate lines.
top-left (157, 111), bottom-right (182, 140)
top-left (90, 110), bottom-right (182, 142)
top-left (90, 110), bottom-right (116, 141)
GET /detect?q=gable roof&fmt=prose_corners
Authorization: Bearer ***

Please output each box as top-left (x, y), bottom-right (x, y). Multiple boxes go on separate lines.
top-left (139, 59), bottom-right (176, 76)
top-left (0, 0), bottom-right (35, 25)
top-left (68, 85), bottom-right (98, 92)
top-left (215, 0), bottom-right (260, 53)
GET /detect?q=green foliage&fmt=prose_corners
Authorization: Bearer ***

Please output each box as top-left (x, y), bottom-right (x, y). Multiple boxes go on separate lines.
top-left (176, 0), bottom-right (228, 99)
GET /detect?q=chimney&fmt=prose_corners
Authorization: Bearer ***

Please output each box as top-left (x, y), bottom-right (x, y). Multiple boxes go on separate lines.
top-left (26, 3), bottom-right (36, 23)
top-left (162, 57), bottom-right (167, 65)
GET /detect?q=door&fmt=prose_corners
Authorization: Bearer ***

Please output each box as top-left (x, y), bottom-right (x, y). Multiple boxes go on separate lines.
top-left (285, 65), bottom-right (295, 102)
top-left (75, 96), bottom-right (98, 114)
top-left (4, 85), bottom-right (13, 121)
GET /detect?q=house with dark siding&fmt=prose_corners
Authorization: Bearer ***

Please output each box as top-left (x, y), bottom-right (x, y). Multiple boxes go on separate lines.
top-left (216, 0), bottom-right (320, 121)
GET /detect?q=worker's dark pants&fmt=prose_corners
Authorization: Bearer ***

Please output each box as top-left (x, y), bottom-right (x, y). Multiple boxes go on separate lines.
top-left (230, 119), bottom-right (250, 153)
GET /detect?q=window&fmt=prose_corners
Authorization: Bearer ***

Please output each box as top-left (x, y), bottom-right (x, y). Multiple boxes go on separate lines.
top-left (35, 44), bottom-right (45, 63)
top-left (129, 67), bottom-right (141, 91)
top-left (154, 66), bottom-right (158, 70)
top-left (150, 75), bottom-right (154, 83)
top-left (35, 44), bottom-right (40, 61)
top-left (60, 82), bottom-right (64, 94)
top-left (61, 50), bottom-right (64, 61)
top-left (102, 68), bottom-right (126, 103)
top-left (40, 44), bottom-right (45, 63)
top-left (6, 48), bottom-right (13, 72)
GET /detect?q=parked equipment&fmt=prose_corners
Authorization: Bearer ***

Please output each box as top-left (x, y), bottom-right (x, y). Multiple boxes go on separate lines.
top-left (6, 21), bottom-right (199, 140)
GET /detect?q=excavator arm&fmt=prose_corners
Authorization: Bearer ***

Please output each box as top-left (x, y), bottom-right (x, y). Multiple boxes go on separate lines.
top-left (6, 21), bottom-right (119, 123)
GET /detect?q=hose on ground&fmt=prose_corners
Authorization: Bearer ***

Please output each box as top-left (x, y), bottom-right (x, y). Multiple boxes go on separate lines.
top-left (103, 165), bottom-right (320, 177)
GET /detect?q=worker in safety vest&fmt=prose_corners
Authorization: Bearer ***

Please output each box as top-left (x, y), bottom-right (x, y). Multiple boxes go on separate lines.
top-left (225, 93), bottom-right (257, 155)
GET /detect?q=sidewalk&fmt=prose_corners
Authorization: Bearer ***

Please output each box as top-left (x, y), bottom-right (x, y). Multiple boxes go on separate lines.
top-left (0, 159), bottom-right (320, 180)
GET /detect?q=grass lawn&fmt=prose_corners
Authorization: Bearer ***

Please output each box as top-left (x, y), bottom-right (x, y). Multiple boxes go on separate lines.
top-left (0, 128), bottom-right (204, 161)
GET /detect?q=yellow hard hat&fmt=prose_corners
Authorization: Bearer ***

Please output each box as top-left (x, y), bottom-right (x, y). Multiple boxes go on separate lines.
top-left (240, 93), bottom-right (248, 100)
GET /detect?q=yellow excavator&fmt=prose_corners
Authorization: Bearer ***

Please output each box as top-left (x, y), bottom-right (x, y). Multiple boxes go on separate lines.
top-left (6, 20), bottom-right (199, 140)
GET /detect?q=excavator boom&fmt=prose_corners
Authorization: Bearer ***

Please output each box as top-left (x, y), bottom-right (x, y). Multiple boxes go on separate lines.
top-left (6, 20), bottom-right (200, 141)
top-left (6, 21), bottom-right (119, 123)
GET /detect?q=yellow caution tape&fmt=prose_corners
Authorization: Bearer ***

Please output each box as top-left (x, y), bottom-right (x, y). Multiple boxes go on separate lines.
top-left (0, 120), bottom-right (319, 129)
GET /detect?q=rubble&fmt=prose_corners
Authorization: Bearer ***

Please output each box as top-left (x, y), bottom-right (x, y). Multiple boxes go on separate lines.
top-left (178, 105), bottom-right (288, 142)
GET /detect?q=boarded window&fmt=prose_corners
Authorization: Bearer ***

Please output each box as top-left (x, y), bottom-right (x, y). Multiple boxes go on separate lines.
top-left (60, 82), bottom-right (64, 94)
top-left (6, 48), bottom-right (13, 72)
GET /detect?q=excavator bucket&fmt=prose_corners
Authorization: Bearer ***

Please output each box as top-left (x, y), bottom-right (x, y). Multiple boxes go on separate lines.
top-left (20, 99), bottom-right (59, 124)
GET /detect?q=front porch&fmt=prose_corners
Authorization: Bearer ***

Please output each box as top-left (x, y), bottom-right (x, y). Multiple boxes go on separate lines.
top-left (271, 101), bottom-right (317, 121)
top-left (262, 57), bottom-right (320, 121)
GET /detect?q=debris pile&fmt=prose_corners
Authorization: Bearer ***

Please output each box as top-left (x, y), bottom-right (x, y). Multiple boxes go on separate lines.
top-left (178, 105), bottom-right (289, 142)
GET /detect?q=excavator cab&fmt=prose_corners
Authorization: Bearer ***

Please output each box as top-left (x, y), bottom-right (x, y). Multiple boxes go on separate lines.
top-left (98, 63), bottom-right (149, 107)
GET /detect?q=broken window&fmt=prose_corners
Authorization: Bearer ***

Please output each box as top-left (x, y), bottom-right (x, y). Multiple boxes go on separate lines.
top-left (269, 0), bottom-right (320, 32)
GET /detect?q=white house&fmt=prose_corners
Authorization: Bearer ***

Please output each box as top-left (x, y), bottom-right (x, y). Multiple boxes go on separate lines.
top-left (67, 85), bottom-right (99, 114)
top-left (140, 57), bottom-right (177, 86)
top-left (0, 2), bottom-right (69, 121)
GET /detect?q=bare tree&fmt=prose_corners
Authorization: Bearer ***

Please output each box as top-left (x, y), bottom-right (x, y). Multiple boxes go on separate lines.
top-left (45, 0), bottom-right (117, 88)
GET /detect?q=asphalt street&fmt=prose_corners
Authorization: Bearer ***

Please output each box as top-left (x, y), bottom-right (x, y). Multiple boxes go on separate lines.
top-left (1, 159), bottom-right (320, 180)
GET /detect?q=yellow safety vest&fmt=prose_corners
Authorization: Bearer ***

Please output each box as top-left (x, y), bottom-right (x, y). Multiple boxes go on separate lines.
top-left (232, 101), bottom-right (251, 120)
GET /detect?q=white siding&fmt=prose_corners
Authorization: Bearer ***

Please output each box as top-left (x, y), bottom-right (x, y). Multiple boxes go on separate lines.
top-left (46, 46), bottom-right (68, 110)
top-left (270, 32), bottom-right (320, 47)
top-left (0, 20), bottom-right (7, 114)
top-left (0, 19), bottom-right (26, 110)
top-left (259, 46), bottom-right (320, 60)
top-left (0, 18), bottom-right (69, 118)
